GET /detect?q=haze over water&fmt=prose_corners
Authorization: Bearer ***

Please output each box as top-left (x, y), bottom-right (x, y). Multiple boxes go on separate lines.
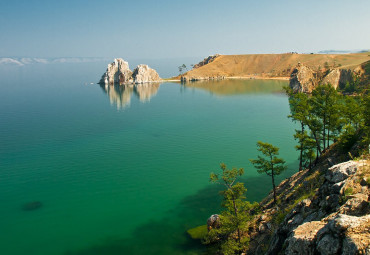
top-left (0, 60), bottom-right (298, 255)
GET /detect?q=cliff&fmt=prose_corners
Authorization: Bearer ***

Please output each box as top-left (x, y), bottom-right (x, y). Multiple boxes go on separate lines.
top-left (179, 52), bottom-right (370, 81)
top-left (289, 63), bottom-right (353, 93)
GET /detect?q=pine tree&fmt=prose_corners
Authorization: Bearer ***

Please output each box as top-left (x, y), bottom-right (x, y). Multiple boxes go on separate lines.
top-left (249, 142), bottom-right (286, 204)
top-left (207, 163), bottom-right (252, 255)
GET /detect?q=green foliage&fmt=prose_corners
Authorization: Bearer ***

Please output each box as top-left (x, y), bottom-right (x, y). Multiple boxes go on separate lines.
top-left (178, 64), bottom-right (188, 75)
top-left (207, 163), bottom-right (252, 254)
top-left (344, 187), bottom-right (354, 197)
top-left (250, 141), bottom-right (286, 204)
top-left (187, 225), bottom-right (208, 240)
top-left (294, 130), bottom-right (316, 170)
top-left (286, 82), bottom-right (368, 159)
top-left (310, 84), bottom-right (340, 151)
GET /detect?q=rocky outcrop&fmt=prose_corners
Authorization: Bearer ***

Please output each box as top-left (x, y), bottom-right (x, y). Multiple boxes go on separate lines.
top-left (100, 58), bottom-right (133, 85)
top-left (289, 63), bottom-right (353, 92)
top-left (289, 63), bottom-right (317, 93)
top-left (321, 69), bottom-right (352, 89)
top-left (193, 54), bottom-right (220, 69)
top-left (265, 160), bottom-right (369, 255)
top-left (132, 64), bottom-right (160, 84)
top-left (99, 58), bottom-right (161, 85)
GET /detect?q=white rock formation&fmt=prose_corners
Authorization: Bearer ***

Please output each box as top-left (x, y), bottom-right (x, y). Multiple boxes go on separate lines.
top-left (99, 59), bottom-right (161, 85)
top-left (132, 64), bottom-right (161, 84)
top-left (100, 58), bottom-right (133, 85)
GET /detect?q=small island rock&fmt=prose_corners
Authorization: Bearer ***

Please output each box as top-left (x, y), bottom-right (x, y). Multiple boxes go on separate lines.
top-left (99, 59), bottom-right (161, 85)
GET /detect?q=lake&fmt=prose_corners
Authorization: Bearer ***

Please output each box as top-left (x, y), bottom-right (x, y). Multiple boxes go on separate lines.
top-left (0, 60), bottom-right (297, 255)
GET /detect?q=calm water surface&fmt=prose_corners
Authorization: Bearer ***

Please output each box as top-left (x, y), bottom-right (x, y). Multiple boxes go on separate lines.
top-left (0, 61), bottom-right (298, 255)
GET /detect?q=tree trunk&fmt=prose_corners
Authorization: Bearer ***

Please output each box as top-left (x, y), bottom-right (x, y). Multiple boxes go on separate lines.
top-left (323, 114), bottom-right (326, 151)
top-left (299, 122), bottom-right (304, 171)
top-left (271, 171), bottom-right (277, 204)
top-left (232, 197), bottom-right (241, 242)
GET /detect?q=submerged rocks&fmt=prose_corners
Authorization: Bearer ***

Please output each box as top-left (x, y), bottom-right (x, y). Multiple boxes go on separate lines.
top-left (99, 58), bottom-right (161, 85)
top-left (22, 201), bottom-right (42, 211)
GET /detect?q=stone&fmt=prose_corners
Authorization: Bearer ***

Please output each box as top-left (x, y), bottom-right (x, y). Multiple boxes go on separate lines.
top-left (289, 63), bottom-right (317, 93)
top-left (321, 68), bottom-right (352, 90)
top-left (132, 64), bottom-right (161, 84)
top-left (325, 194), bottom-right (340, 209)
top-left (100, 58), bottom-right (133, 85)
top-left (325, 161), bottom-right (359, 183)
top-left (338, 194), bottom-right (369, 216)
top-left (99, 59), bottom-right (161, 85)
top-left (316, 234), bottom-right (340, 255)
top-left (285, 221), bottom-right (325, 255)
top-left (207, 214), bottom-right (220, 231)
top-left (360, 177), bottom-right (368, 186)
top-left (331, 180), bottom-right (346, 194)
top-left (334, 214), bottom-right (370, 254)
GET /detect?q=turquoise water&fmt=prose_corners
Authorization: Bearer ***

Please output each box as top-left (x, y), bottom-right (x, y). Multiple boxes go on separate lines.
top-left (0, 62), bottom-right (297, 255)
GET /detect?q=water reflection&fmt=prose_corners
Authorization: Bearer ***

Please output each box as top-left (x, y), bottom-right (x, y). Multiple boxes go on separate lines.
top-left (99, 83), bottom-right (160, 109)
top-left (183, 79), bottom-right (288, 95)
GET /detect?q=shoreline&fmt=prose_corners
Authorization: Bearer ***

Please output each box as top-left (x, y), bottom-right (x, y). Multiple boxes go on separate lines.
top-left (163, 76), bottom-right (290, 82)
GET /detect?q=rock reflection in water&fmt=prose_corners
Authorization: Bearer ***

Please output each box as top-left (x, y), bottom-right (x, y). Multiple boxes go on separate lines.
top-left (99, 83), bottom-right (160, 109)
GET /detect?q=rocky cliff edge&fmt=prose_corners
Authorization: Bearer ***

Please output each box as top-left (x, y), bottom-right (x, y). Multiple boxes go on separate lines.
top-left (243, 153), bottom-right (369, 255)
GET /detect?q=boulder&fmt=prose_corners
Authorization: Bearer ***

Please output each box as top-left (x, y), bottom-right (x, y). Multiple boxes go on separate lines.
top-left (325, 161), bottom-right (359, 183)
top-left (207, 214), bottom-right (220, 231)
top-left (132, 64), bottom-right (161, 84)
top-left (100, 58), bottom-right (133, 85)
top-left (338, 193), bottom-right (369, 216)
top-left (289, 63), bottom-right (317, 93)
top-left (316, 214), bottom-right (370, 254)
top-left (285, 221), bottom-right (325, 255)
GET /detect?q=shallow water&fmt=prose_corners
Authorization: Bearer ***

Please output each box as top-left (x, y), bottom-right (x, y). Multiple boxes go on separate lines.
top-left (0, 61), bottom-right (298, 255)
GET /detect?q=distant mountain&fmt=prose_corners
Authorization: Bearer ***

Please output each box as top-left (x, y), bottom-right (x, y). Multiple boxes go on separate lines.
top-left (0, 57), bottom-right (111, 66)
top-left (317, 49), bottom-right (369, 54)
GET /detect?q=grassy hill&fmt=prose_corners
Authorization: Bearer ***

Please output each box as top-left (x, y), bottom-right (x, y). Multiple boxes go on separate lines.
top-left (181, 52), bottom-right (370, 79)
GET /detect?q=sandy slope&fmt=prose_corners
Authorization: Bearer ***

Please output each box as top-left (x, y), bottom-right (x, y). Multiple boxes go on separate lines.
top-left (182, 52), bottom-right (370, 79)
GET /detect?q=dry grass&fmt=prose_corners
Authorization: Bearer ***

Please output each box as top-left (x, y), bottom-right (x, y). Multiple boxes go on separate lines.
top-left (183, 52), bottom-right (370, 79)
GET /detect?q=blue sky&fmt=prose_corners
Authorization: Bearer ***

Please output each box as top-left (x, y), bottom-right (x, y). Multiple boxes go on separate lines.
top-left (1, 0), bottom-right (369, 58)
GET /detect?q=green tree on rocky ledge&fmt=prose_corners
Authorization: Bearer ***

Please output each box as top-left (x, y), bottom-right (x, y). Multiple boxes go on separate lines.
top-left (206, 163), bottom-right (253, 255)
top-left (250, 142), bottom-right (286, 205)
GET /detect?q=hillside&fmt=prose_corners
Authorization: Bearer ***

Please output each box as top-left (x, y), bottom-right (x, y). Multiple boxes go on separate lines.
top-left (181, 52), bottom-right (370, 80)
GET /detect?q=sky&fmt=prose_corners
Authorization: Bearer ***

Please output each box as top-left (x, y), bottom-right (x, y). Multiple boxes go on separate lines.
top-left (0, 0), bottom-right (369, 59)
